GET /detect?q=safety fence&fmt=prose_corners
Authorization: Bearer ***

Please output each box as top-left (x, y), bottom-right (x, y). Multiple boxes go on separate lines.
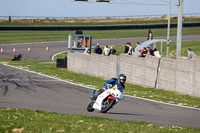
top-left (0, 22), bottom-right (200, 31)
top-left (1, 13), bottom-right (200, 23)
top-left (67, 52), bottom-right (200, 97)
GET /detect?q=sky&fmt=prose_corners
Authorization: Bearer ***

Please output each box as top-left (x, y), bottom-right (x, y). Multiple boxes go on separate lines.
top-left (0, 0), bottom-right (200, 18)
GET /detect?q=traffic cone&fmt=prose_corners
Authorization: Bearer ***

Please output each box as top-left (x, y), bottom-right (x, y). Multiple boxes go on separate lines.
top-left (28, 47), bottom-right (31, 52)
top-left (46, 47), bottom-right (48, 52)
top-left (13, 48), bottom-right (16, 54)
top-left (0, 48), bottom-right (3, 54)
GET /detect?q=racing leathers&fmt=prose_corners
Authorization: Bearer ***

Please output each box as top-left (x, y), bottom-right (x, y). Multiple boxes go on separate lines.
top-left (92, 78), bottom-right (125, 101)
top-left (103, 78), bottom-right (125, 93)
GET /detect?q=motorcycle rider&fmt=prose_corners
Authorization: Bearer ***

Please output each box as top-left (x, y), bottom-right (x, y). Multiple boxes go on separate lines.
top-left (92, 74), bottom-right (126, 100)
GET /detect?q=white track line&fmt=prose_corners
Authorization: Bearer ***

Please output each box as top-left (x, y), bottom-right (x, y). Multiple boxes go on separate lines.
top-left (51, 50), bottom-right (68, 61)
top-left (3, 79), bottom-right (63, 82)
top-left (2, 63), bottom-right (200, 111)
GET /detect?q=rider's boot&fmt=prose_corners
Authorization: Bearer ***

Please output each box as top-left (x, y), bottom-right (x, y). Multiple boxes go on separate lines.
top-left (90, 88), bottom-right (105, 101)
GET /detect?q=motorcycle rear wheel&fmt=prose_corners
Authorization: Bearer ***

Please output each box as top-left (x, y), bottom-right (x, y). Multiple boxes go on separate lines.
top-left (101, 98), bottom-right (116, 113)
top-left (87, 102), bottom-right (95, 112)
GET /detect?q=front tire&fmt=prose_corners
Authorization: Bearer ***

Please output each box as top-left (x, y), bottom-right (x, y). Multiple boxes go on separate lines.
top-left (87, 102), bottom-right (95, 112)
top-left (101, 98), bottom-right (116, 113)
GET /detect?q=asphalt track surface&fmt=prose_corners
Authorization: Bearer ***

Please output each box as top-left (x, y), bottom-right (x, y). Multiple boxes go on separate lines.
top-left (1, 36), bottom-right (200, 128)
top-left (1, 35), bottom-right (200, 61)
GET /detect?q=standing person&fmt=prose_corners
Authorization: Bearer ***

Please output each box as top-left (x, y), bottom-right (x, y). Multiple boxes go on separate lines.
top-left (93, 43), bottom-right (102, 55)
top-left (103, 45), bottom-right (110, 56)
top-left (127, 43), bottom-right (133, 55)
top-left (187, 48), bottom-right (196, 59)
top-left (135, 42), bottom-right (140, 51)
top-left (110, 46), bottom-right (116, 55)
top-left (147, 30), bottom-right (154, 49)
top-left (147, 29), bottom-right (153, 40)
top-left (124, 43), bottom-right (130, 54)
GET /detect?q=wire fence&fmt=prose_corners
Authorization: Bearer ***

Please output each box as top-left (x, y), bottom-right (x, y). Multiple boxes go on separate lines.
top-left (0, 13), bottom-right (200, 24)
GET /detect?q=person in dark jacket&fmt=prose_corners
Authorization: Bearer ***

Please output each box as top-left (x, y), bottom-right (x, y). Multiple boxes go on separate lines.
top-left (93, 43), bottom-right (102, 54)
top-left (146, 47), bottom-right (154, 56)
top-left (124, 43), bottom-right (130, 54)
top-left (109, 46), bottom-right (116, 55)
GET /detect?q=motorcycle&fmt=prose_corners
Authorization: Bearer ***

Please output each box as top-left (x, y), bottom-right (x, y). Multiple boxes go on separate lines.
top-left (87, 85), bottom-right (124, 113)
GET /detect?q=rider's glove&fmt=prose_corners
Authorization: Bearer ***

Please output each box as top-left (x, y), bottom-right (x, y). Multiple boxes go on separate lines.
top-left (107, 84), bottom-right (112, 89)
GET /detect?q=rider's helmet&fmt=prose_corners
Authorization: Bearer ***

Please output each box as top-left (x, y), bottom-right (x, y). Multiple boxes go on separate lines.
top-left (118, 74), bottom-right (126, 84)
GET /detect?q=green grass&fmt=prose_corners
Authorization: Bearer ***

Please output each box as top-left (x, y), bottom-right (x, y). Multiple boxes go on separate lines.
top-left (0, 27), bottom-right (200, 44)
top-left (1, 108), bottom-right (200, 133)
top-left (1, 40), bottom-right (200, 132)
top-left (1, 20), bottom-right (200, 132)
top-left (53, 52), bottom-right (67, 61)
top-left (155, 40), bottom-right (200, 57)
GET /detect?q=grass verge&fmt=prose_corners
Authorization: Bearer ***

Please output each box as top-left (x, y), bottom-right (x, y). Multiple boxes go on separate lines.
top-left (1, 108), bottom-right (200, 133)
top-left (1, 27), bottom-right (200, 44)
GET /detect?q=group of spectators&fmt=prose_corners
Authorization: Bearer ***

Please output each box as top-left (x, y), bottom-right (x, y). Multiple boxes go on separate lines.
top-left (91, 42), bottom-right (197, 59)
top-left (93, 43), bottom-right (116, 56)
top-left (124, 42), bottom-right (161, 58)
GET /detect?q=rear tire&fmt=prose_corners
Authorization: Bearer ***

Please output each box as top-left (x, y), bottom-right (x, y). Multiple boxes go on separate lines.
top-left (101, 98), bottom-right (116, 113)
top-left (87, 102), bottom-right (95, 112)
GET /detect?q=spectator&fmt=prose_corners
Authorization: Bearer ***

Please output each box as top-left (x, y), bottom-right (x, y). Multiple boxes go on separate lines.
top-left (84, 48), bottom-right (90, 54)
top-left (110, 46), bottom-right (116, 55)
top-left (12, 54), bottom-right (22, 61)
top-left (187, 48), bottom-right (196, 59)
top-left (135, 42), bottom-right (140, 51)
top-left (154, 48), bottom-right (161, 58)
top-left (103, 45), bottom-right (110, 56)
top-left (127, 43), bottom-right (134, 55)
top-left (93, 43), bottom-right (102, 54)
top-left (146, 47), bottom-right (154, 56)
top-left (147, 29), bottom-right (153, 40)
top-left (139, 47), bottom-right (147, 58)
top-left (124, 43), bottom-right (130, 54)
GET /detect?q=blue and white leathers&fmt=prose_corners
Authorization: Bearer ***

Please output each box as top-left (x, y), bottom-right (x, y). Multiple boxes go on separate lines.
top-left (104, 79), bottom-right (124, 93)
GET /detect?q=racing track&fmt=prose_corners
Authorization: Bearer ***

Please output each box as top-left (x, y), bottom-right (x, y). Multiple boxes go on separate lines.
top-left (1, 36), bottom-right (200, 128)
top-left (1, 35), bottom-right (200, 61)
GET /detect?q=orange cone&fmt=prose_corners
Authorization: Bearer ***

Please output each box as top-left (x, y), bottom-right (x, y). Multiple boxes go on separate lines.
top-left (46, 47), bottom-right (48, 52)
top-left (0, 48), bottom-right (3, 54)
top-left (13, 48), bottom-right (16, 53)
top-left (28, 47), bottom-right (31, 52)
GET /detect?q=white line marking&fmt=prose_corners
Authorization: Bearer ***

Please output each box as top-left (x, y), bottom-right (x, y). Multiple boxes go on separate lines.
top-left (2, 63), bottom-right (200, 111)
top-left (2, 79), bottom-right (62, 82)
top-left (51, 50), bottom-right (68, 61)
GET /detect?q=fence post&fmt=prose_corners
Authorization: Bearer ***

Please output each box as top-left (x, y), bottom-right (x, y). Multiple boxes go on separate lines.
top-left (116, 56), bottom-right (120, 77)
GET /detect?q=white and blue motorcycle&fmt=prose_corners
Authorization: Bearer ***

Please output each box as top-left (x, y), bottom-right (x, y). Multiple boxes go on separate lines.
top-left (87, 85), bottom-right (124, 113)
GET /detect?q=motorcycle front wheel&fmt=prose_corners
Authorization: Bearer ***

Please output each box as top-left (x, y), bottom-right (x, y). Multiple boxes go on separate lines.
top-left (101, 98), bottom-right (116, 113)
top-left (87, 101), bottom-right (95, 112)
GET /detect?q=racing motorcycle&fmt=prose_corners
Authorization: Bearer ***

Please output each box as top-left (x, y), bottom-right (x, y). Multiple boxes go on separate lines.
top-left (87, 85), bottom-right (124, 113)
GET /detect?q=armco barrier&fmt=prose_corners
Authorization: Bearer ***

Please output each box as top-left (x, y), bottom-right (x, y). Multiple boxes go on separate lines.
top-left (67, 52), bottom-right (200, 97)
top-left (1, 22), bottom-right (200, 30)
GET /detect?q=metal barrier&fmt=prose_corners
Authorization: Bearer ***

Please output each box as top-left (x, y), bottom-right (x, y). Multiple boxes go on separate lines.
top-left (0, 22), bottom-right (200, 30)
